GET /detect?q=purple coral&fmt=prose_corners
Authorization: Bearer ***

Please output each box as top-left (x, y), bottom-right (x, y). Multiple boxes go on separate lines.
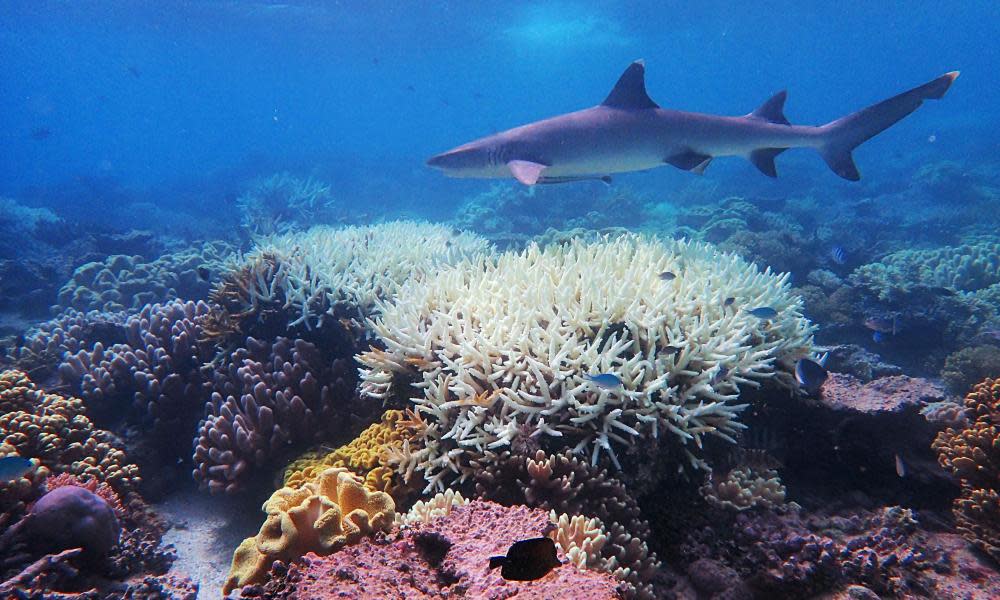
top-left (0, 485), bottom-right (120, 559)
top-left (192, 336), bottom-right (363, 493)
top-left (59, 300), bottom-right (214, 434)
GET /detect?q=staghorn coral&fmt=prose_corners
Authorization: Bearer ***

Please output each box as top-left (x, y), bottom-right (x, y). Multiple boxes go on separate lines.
top-left (933, 377), bottom-right (1000, 560)
top-left (236, 172), bottom-right (335, 236)
top-left (0, 370), bottom-right (139, 494)
top-left (233, 221), bottom-right (492, 328)
top-left (700, 464), bottom-right (786, 511)
top-left (193, 336), bottom-right (368, 494)
top-left (223, 467), bottom-right (395, 595)
top-left (360, 235), bottom-right (815, 490)
top-left (283, 409), bottom-right (414, 500)
top-left (55, 240), bottom-right (233, 313)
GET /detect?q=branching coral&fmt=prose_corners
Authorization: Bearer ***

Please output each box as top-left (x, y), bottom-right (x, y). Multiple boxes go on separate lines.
top-left (399, 489), bottom-right (469, 526)
top-left (223, 467), bottom-right (395, 595)
top-left (236, 172), bottom-right (335, 236)
top-left (0, 370), bottom-right (139, 495)
top-left (232, 221), bottom-right (492, 328)
top-left (56, 241), bottom-right (233, 312)
top-left (933, 377), bottom-right (1000, 560)
top-left (360, 235), bottom-right (814, 490)
top-left (193, 336), bottom-right (369, 494)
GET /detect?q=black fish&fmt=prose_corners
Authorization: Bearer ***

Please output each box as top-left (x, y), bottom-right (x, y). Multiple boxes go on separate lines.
top-left (197, 266), bottom-right (211, 281)
top-left (488, 537), bottom-right (561, 581)
top-left (795, 358), bottom-right (828, 394)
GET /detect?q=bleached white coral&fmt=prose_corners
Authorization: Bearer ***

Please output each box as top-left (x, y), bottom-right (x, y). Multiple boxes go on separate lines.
top-left (236, 172), bottom-right (335, 235)
top-left (232, 221), bottom-right (492, 327)
top-left (399, 489), bottom-right (469, 526)
top-left (359, 235), bottom-right (814, 491)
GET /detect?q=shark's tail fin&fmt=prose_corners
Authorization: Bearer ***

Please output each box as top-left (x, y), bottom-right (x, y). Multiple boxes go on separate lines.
top-left (818, 71), bottom-right (959, 180)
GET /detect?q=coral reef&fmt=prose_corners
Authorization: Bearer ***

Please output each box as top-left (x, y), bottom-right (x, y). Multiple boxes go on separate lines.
top-left (399, 489), bottom-right (469, 526)
top-left (234, 221), bottom-right (491, 327)
top-left (243, 500), bottom-right (622, 599)
top-left (700, 464), bottom-right (786, 511)
top-left (236, 172), bottom-right (336, 236)
top-left (678, 504), bottom-right (953, 598)
top-left (940, 345), bottom-right (1000, 394)
top-left (283, 409), bottom-right (415, 500)
top-left (360, 235), bottom-right (814, 489)
top-left (469, 449), bottom-right (659, 597)
top-left (223, 467), bottom-right (395, 595)
top-left (0, 369), bottom-right (140, 494)
top-left (55, 240), bottom-right (233, 313)
top-left (933, 377), bottom-right (1000, 561)
top-left (193, 335), bottom-right (371, 494)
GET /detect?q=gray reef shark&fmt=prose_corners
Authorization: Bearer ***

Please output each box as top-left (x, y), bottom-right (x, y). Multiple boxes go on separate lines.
top-left (426, 60), bottom-right (958, 184)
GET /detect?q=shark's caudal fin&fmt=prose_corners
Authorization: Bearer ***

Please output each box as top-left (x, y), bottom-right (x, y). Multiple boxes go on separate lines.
top-left (818, 71), bottom-right (959, 180)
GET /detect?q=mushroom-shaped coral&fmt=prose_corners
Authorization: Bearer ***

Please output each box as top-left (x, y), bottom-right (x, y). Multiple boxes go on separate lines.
top-left (360, 235), bottom-right (814, 489)
top-left (223, 467), bottom-right (395, 595)
top-left (933, 377), bottom-right (1000, 560)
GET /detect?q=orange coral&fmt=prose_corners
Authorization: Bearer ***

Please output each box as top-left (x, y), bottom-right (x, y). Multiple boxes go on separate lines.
top-left (933, 377), bottom-right (1000, 560)
top-left (43, 472), bottom-right (126, 518)
top-left (0, 370), bottom-right (140, 494)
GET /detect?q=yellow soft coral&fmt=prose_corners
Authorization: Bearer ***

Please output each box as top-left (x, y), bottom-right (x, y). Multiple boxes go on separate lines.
top-left (283, 410), bottom-right (417, 499)
top-left (223, 467), bottom-right (395, 594)
top-left (0, 370), bottom-right (139, 493)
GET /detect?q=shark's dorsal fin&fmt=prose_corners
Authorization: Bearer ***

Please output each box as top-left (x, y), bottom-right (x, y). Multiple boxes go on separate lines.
top-left (748, 91), bottom-right (790, 125)
top-left (602, 60), bottom-right (659, 110)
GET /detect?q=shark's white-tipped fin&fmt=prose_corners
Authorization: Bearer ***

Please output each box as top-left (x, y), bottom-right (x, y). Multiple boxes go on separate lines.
top-left (602, 60), bottom-right (659, 110)
top-left (507, 160), bottom-right (547, 185)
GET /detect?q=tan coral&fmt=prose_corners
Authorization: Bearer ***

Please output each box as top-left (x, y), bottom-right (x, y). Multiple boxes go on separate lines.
top-left (700, 465), bottom-right (787, 511)
top-left (400, 489), bottom-right (469, 526)
top-left (282, 410), bottom-right (419, 499)
top-left (0, 370), bottom-right (139, 494)
top-left (223, 467), bottom-right (395, 595)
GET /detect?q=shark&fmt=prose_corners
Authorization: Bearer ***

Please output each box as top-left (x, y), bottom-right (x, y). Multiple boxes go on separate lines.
top-left (426, 60), bottom-right (958, 185)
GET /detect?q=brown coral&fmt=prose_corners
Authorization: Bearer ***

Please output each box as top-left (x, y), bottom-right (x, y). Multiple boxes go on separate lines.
top-left (933, 377), bottom-right (1000, 560)
top-left (223, 467), bottom-right (395, 595)
top-left (0, 370), bottom-right (139, 494)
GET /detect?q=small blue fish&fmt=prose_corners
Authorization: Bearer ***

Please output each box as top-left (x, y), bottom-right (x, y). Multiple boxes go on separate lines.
top-left (658, 271), bottom-right (676, 281)
top-left (724, 297), bottom-right (735, 307)
top-left (585, 373), bottom-right (622, 389)
top-left (795, 358), bottom-right (829, 394)
top-left (0, 455), bottom-right (33, 481)
top-left (747, 307), bottom-right (779, 319)
top-left (872, 331), bottom-right (885, 343)
top-left (830, 245), bottom-right (847, 265)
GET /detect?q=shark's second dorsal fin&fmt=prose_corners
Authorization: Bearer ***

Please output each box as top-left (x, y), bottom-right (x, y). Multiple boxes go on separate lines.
top-left (602, 60), bottom-right (659, 110)
top-left (749, 91), bottom-right (790, 125)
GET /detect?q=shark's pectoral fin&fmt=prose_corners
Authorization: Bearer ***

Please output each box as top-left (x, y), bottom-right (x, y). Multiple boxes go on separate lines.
top-left (749, 148), bottom-right (788, 178)
top-left (665, 151), bottom-right (713, 175)
top-left (507, 160), bottom-right (548, 185)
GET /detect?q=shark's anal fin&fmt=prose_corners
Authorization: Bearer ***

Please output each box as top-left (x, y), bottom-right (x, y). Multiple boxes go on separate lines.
top-left (665, 151), bottom-right (713, 175)
top-left (749, 147), bottom-right (788, 177)
top-left (602, 60), bottom-right (660, 110)
top-left (507, 160), bottom-right (548, 185)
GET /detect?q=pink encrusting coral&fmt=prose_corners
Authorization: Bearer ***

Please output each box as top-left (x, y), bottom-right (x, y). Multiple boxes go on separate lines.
top-left (272, 500), bottom-right (623, 599)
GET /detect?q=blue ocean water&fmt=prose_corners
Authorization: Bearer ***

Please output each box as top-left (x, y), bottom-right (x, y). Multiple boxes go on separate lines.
top-left (1, 1), bottom-right (995, 226)
top-left (4, 3), bottom-right (1000, 599)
